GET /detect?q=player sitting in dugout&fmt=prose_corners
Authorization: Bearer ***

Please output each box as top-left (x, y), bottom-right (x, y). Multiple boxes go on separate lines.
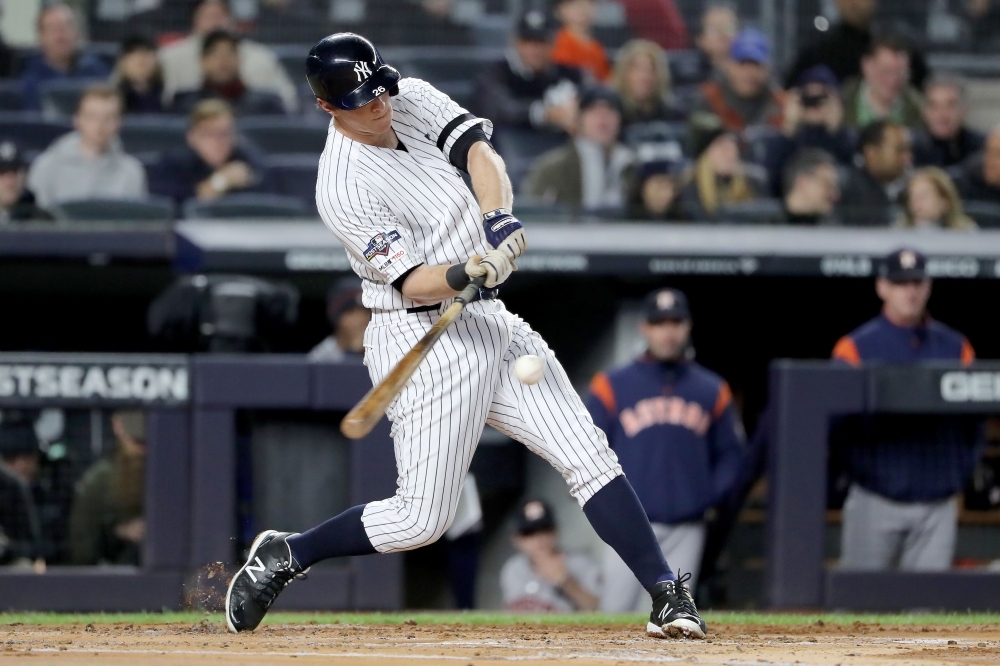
top-left (500, 500), bottom-right (600, 612)
top-left (585, 288), bottom-right (745, 611)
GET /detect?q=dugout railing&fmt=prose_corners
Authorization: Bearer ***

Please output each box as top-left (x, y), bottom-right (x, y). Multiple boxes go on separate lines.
top-left (0, 353), bottom-right (401, 612)
top-left (767, 360), bottom-right (1000, 611)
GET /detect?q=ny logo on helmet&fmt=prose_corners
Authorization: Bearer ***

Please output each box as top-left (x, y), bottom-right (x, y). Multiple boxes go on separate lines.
top-left (354, 61), bottom-right (373, 82)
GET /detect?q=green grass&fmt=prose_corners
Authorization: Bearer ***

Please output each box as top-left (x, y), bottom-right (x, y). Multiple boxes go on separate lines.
top-left (1, 610), bottom-right (999, 627)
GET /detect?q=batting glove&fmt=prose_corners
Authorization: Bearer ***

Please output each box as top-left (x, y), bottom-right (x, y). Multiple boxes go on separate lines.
top-left (482, 208), bottom-right (527, 260)
top-left (466, 250), bottom-right (515, 288)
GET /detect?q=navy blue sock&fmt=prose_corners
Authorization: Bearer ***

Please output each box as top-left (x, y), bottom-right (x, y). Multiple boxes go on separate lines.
top-left (286, 505), bottom-right (377, 569)
top-left (582, 475), bottom-right (675, 591)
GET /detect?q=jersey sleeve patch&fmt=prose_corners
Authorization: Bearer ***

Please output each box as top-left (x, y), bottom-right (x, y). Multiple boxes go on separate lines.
top-left (832, 336), bottom-right (862, 366)
top-left (961, 338), bottom-right (976, 366)
top-left (363, 230), bottom-right (408, 272)
top-left (589, 372), bottom-right (617, 415)
top-left (712, 381), bottom-right (733, 420)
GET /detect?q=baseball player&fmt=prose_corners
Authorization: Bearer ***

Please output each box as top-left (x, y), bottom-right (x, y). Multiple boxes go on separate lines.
top-left (225, 33), bottom-right (706, 639)
top-left (832, 248), bottom-right (979, 571)
top-left (585, 288), bottom-right (745, 612)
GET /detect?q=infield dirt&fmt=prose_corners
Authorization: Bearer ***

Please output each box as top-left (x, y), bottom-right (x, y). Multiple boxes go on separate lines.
top-left (2, 618), bottom-right (999, 665)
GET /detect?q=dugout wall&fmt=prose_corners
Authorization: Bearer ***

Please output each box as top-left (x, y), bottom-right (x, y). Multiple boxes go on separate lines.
top-left (0, 353), bottom-right (401, 612)
top-left (767, 360), bottom-right (1000, 611)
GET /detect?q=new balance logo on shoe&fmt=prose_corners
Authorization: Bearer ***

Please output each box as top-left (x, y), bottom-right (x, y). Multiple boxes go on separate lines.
top-left (658, 604), bottom-right (671, 620)
top-left (246, 557), bottom-right (266, 582)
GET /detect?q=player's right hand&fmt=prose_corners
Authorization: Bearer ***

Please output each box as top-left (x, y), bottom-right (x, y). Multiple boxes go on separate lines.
top-left (465, 250), bottom-right (515, 288)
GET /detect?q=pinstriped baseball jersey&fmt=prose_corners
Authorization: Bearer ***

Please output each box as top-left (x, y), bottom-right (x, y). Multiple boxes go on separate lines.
top-left (316, 77), bottom-right (494, 311)
top-left (314, 79), bottom-right (623, 555)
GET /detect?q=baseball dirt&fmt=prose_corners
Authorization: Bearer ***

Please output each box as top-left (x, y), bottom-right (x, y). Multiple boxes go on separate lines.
top-left (2, 615), bottom-right (999, 665)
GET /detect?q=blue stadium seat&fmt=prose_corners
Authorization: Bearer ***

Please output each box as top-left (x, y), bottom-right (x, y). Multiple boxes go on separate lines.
top-left (491, 127), bottom-right (566, 193)
top-left (512, 198), bottom-right (572, 222)
top-left (962, 200), bottom-right (1000, 229)
top-left (120, 115), bottom-right (188, 163)
top-left (38, 78), bottom-right (105, 118)
top-left (237, 116), bottom-right (329, 155)
top-left (743, 125), bottom-right (783, 166)
top-left (267, 154), bottom-right (320, 213)
top-left (0, 80), bottom-right (24, 111)
top-left (183, 193), bottom-right (312, 220)
top-left (49, 196), bottom-right (176, 222)
top-left (0, 112), bottom-right (72, 158)
top-left (402, 50), bottom-right (496, 110)
top-left (624, 121), bottom-right (690, 149)
top-left (717, 198), bottom-right (785, 224)
top-left (667, 50), bottom-right (706, 86)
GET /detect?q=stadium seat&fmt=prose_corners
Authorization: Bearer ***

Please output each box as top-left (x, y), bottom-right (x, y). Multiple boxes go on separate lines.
top-left (717, 198), bottom-right (785, 224)
top-left (183, 193), bottom-right (312, 220)
top-left (624, 121), bottom-right (690, 151)
top-left (743, 125), bottom-right (783, 166)
top-left (0, 112), bottom-right (72, 158)
top-left (593, 24), bottom-right (633, 49)
top-left (512, 199), bottom-right (572, 222)
top-left (38, 78), bottom-right (105, 118)
top-left (403, 50), bottom-right (495, 110)
top-left (237, 116), bottom-right (329, 155)
top-left (268, 154), bottom-right (320, 213)
top-left (0, 80), bottom-right (24, 111)
top-left (962, 200), bottom-right (1000, 229)
top-left (667, 50), bottom-right (706, 86)
top-left (491, 127), bottom-right (566, 193)
top-left (404, 49), bottom-right (495, 83)
top-left (120, 115), bottom-right (188, 163)
top-left (49, 196), bottom-right (176, 222)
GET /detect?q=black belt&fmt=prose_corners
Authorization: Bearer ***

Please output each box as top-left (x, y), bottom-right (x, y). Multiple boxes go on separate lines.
top-left (405, 286), bottom-right (499, 314)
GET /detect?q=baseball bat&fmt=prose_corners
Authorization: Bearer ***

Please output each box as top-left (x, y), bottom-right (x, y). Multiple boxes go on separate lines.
top-left (340, 275), bottom-right (487, 439)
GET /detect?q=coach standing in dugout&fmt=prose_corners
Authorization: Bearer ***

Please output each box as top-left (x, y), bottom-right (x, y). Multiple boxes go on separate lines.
top-left (585, 288), bottom-right (745, 612)
top-left (832, 248), bottom-right (980, 571)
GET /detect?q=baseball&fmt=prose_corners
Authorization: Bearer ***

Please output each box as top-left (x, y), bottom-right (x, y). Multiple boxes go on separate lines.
top-left (514, 355), bottom-right (545, 385)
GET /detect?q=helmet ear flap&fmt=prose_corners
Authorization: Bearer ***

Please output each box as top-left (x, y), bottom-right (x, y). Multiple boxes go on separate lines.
top-left (389, 84), bottom-right (399, 98)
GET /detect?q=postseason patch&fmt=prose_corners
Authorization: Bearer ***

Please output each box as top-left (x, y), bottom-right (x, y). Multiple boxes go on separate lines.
top-left (363, 230), bottom-right (407, 271)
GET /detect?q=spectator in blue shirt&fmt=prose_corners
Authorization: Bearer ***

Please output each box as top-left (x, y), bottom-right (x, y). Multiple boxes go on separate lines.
top-left (585, 288), bottom-right (745, 611)
top-left (831, 248), bottom-right (979, 572)
top-left (148, 98), bottom-right (267, 205)
top-left (19, 3), bottom-right (110, 110)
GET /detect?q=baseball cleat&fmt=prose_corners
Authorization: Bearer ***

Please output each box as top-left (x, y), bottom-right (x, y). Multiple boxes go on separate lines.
top-left (225, 530), bottom-right (307, 633)
top-left (646, 572), bottom-right (707, 639)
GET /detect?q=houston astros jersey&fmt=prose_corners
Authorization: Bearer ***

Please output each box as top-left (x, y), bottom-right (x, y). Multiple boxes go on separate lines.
top-left (316, 78), bottom-right (494, 311)
top-left (585, 358), bottom-right (745, 524)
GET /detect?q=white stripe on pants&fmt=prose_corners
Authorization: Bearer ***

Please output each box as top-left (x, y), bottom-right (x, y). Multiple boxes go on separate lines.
top-left (360, 300), bottom-right (623, 553)
top-left (840, 484), bottom-right (957, 571)
top-left (599, 522), bottom-right (706, 613)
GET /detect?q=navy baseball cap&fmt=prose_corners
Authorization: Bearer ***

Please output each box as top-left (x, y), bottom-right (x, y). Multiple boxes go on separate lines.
top-left (326, 276), bottom-right (366, 327)
top-left (578, 86), bottom-right (623, 114)
top-left (643, 288), bottom-right (691, 323)
top-left (0, 140), bottom-right (24, 173)
top-left (516, 499), bottom-right (556, 535)
top-left (0, 411), bottom-right (39, 459)
top-left (880, 248), bottom-right (928, 282)
top-left (796, 64), bottom-right (839, 88)
top-left (516, 7), bottom-right (558, 41)
top-left (730, 28), bottom-right (770, 64)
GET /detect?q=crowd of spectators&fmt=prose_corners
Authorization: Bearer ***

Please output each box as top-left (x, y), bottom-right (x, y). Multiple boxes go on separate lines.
top-left (1, 0), bottom-right (999, 227)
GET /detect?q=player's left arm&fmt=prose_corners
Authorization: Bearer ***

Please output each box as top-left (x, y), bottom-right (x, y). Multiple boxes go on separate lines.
top-left (410, 79), bottom-right (527, 260)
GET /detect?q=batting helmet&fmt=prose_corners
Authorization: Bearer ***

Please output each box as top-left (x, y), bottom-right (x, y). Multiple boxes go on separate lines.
top-left (306, 33), bottom-right (400, 111)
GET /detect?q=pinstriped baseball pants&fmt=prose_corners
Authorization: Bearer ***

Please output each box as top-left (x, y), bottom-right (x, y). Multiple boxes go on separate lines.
top-left (360, 299), bottom-right (623, 553)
